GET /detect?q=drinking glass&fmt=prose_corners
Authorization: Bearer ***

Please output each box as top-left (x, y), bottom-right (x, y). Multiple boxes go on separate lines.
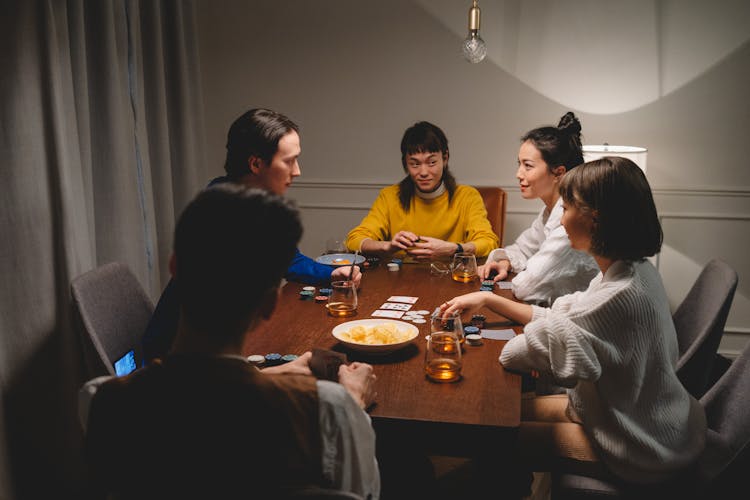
top-left (326, 280), bottom-right (358, 317)
top-left (430, 309), bottom-right (464, 345)
top-left (424, 333), bottom-right (462, 383)
top-left (325, 238), bottom-right (346, 255)
top-left (451, 252), bottom-right (478, 283)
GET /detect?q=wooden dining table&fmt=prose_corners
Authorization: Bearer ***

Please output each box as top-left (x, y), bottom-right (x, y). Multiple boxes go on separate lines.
top-left (245, 260), bottom-right (523, 457)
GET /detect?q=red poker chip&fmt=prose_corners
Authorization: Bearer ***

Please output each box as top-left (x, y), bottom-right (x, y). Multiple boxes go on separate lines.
top-left (314, 295), bottom-right (329, 302)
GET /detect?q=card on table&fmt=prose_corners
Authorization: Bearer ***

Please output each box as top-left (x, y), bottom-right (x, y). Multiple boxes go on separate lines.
top-left (378, 302), bottom-right (412, 311)
top-left (496, 281), bottom-right (513, 290)
top-left (481, 329), bottom-right (516, 341)
top-left (386, 295), bottom-right (419, 304)
top-left (371, 309), bottom-right (405, 318)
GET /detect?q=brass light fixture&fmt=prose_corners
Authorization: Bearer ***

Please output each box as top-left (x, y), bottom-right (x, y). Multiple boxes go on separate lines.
top-left (462, 0), bottom-right (487, 63)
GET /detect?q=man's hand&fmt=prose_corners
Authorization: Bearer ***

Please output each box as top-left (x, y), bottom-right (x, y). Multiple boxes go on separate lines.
top-left (331, 265), bottom-right (362, 287)
top-left (338, 362), bottom-right (376, 409)
top-left (261, 351), bottom-right (313, 376)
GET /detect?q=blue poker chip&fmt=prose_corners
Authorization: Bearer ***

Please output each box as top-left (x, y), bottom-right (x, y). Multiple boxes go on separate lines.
top-left (479, 286), bottom-right (493, 291)
top-left (319, 288), bottom-right (332, 296)
top-left (265, 353), bottom-right (282, 365)
top-left (391, 258), bottom-right (403, 265)
top-left (464, 326), bottom-right (480, 335)
top-left (281, 354), bottom-right (298, 363)
top-left (482, 280), bottom-right (495, 287)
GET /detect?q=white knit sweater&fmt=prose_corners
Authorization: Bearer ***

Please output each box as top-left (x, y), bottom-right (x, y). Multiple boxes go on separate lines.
top-left (487, 198), bottom-right (598, 306)
top-left (500, 260), bottom-right (706, 483)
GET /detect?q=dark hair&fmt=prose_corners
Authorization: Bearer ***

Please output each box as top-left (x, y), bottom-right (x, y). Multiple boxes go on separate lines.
top-left (173, 184), bottom-right (302, 339)
top-left (522, 112), bottom-right (584, 172)
top-left (398, 121), bottom-right (457, 211)
top-left (224, 108), bottom-right (299, 179)
top-left (559, 156), bottom-right (662, 261)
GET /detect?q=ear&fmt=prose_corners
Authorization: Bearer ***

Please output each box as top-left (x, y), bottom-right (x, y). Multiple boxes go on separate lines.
top-left (553, 165), bottom-right (566, 179)
top-left (443, 150), bottom-right (450, 163)
top-left (258, 286), bottom-right (281, 321)
top-left (169, 252), bottom-right (177, 278)
top-left (248, 155), bottom-right (265, 175)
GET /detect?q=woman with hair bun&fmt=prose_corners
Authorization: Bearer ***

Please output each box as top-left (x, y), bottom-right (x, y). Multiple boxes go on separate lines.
top-left (480, 112), bottom-right (599, 306)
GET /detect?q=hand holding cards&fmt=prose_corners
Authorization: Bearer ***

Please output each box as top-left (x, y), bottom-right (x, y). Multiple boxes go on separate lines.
top-left (310, 348), bottom-right (348, 381)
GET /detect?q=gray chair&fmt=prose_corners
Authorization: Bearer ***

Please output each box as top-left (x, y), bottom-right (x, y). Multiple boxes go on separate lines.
top-left (674, 259), bottom-right (738, 399)
top-left (71, 262), bottom-right (153, 377)
top-left (285, 486), bottom-right (366, 499)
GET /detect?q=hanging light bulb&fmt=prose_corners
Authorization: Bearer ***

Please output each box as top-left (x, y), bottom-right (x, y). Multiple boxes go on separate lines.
top-left (462, 0), bottom-right (486, 63)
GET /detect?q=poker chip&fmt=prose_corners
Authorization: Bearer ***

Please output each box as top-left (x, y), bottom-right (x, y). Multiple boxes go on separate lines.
top-left (265, 353), bottom-right (282, 366)
top-left (387, 263), bottom-right (399, 272)
top-left (246, 354), bottom-right (265, 366)
top-left (319, 288), bottom-right (332, 296)
top-left (314, 295), bottom-right (329, 302)
top-left (479, 286), bottom-right (493, 292)
top-left (414, 310), bottom-right (430, 315)
top-left (465, 334), bottom-right (483, 346)
top-left (481, 280), bottom-right (495, 287)
top-left (391, 258), bottom-right (403, 265)
top-left (299, 290), bottom-right (315, 298)
top-left (464, 326), bottom-right (480, 336)
top-left (471, 314), bottom-right (486, 328)
top-left (281, 354), bottom-right (298, 363)
top-left (302, 286), bottom-right (316, 292)
top-left (412, 318), bottom-right (426, 323)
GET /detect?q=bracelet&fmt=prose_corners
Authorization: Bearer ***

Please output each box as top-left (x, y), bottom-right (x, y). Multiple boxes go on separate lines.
top-left (455, 243), bottom-right (464, 255)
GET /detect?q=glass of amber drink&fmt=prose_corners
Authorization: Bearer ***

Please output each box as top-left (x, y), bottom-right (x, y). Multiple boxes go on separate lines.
top-left (326, 281), bottom-right (358, 317)
top-left (451, 252), bottom-right (477, 283)
top-left (424, 333), bottom-right (462, 383)
top-left (430, 309), bottom-right (464, 345)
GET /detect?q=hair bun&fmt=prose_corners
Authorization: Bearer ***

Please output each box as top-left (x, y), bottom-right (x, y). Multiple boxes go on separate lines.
top-left (557, 111), bottom-right (582, 136)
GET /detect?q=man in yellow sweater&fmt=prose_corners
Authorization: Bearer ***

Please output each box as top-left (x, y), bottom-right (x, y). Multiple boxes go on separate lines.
top-left (346, 121), bottom-right (498, 260)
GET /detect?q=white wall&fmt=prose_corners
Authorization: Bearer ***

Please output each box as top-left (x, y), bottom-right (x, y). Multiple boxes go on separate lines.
top-left (196, 0), bottom-right (750, 356)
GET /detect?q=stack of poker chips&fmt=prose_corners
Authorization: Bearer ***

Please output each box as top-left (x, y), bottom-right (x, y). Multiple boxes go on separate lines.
top-left (480, 280), bottom-right (495, 291)
top-left (464, 325), bottom-right (482, 346)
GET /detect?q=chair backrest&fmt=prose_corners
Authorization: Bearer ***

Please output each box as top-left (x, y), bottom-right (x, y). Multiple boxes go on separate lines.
top-left (697, 340), bottom-right (750, 491)
top-left (674, 259), bottom-right (738, 398)
top-left (474, 186), bottom-right (507, 246)
top-left (71, 262), bottom-right (154, 377)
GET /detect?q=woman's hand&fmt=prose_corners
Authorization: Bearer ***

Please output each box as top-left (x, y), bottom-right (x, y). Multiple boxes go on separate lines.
top-left (261, 351), bottom-right (313, 376)
top-left (479, 259), bottom-right (511, 281)
top-left (338, 362), bottom-right (377, 409)
top-left (405, 236), bottom-right (457, 261)
top-left (439, 292), bottom-right (489, 318)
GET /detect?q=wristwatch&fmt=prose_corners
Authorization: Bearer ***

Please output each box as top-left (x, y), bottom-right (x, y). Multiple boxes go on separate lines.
top-left (455, 243), bottom-right (464, 255)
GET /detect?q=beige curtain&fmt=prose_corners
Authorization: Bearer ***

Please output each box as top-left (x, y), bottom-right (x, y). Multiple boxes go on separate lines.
top-left (0, 0), bottom-right (206, 497)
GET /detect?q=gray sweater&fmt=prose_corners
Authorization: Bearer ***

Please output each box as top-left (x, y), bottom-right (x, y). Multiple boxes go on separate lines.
top-left (500, 260), bottom-right (706, 483)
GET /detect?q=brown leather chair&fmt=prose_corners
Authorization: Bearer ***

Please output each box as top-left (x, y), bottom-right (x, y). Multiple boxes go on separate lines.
top-left (474, 186), bottom-right (507, 246)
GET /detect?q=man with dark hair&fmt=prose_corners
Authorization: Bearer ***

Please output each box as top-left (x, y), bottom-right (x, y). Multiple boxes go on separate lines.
top-left (143, 108), bottom-right (361, 362)
top-left (79, 185), bottom-right (379, 499)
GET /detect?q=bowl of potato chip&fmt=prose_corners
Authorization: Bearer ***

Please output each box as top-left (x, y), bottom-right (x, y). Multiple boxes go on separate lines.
top-left (332, 319), bottom-right (420, 354)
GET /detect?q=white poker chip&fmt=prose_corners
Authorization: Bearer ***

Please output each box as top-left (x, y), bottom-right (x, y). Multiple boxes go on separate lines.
top-left (302, 286), bottom-right (316, 291)
top-left (412, 318), bottom-right (427, 323)
top-left (414, 310), bottom-right (430, 315)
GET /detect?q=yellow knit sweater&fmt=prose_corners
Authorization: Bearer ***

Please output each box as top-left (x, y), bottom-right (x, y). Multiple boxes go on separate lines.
top-left (346, 184), bottom-right (498, 257)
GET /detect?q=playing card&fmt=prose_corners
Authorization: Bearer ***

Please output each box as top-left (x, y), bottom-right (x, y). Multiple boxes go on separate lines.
top-left (379, 302), bottom-right (412, 311)
top-left (310, 348), bottom-right (348, 381)
top-left (386, 295), bottom-right (419, 304)
top-left (371, 309), bottom-right (404, 318)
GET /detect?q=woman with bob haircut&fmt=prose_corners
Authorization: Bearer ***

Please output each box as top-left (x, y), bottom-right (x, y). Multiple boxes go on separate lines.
top-left (441, 157), bottom-right (706, 485)
top-left (479, 112), bottom-right (599, 306)
top-left (345, 121), bottom-right (498, 260)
